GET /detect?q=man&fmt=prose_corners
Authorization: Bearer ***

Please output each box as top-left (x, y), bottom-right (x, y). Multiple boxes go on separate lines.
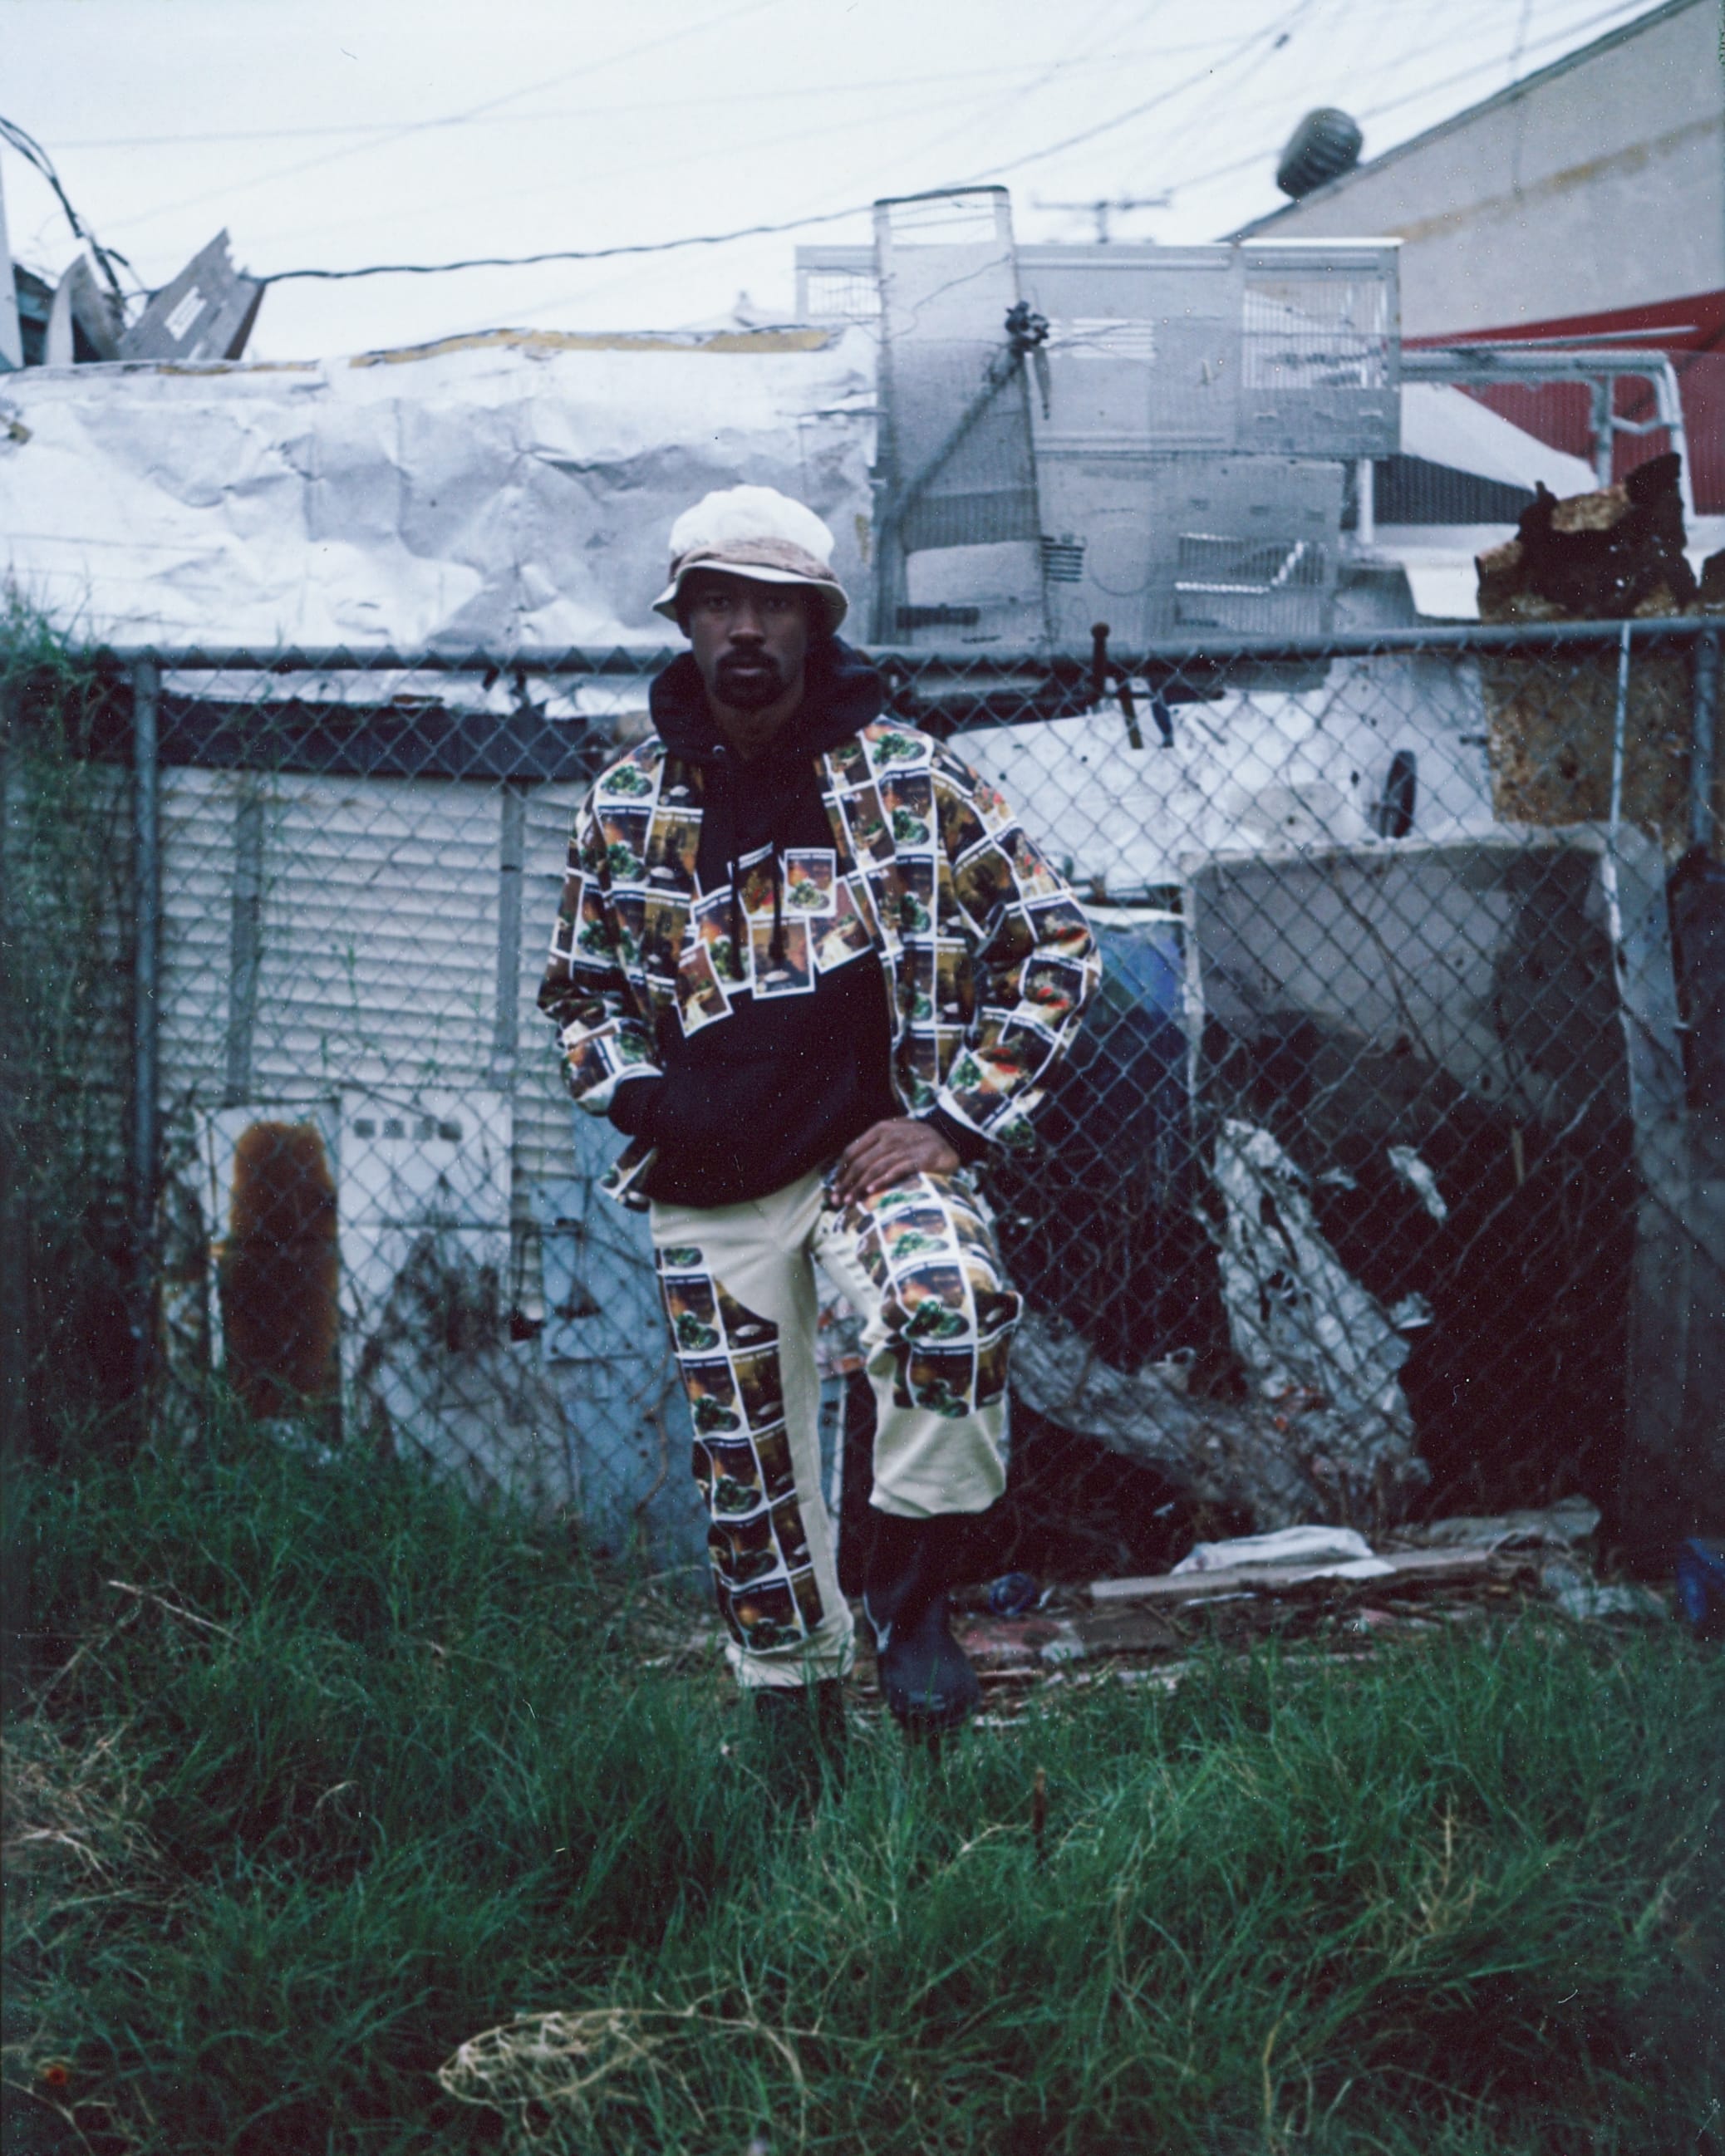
top-left (539, 485), bottom-right (1098, 1752)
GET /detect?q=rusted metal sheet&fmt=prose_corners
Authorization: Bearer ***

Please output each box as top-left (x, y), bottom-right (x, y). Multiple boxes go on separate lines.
top-left (1475, 458), bottom-right (1718, 856)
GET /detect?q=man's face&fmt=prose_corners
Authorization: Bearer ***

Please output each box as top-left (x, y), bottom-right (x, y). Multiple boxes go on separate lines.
top-left (681, 569), bottom-right (813, 721)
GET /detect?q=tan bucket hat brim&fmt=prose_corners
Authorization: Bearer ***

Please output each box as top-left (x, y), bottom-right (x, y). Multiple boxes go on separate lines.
top-left (652, 536), bottom-right (848, 634)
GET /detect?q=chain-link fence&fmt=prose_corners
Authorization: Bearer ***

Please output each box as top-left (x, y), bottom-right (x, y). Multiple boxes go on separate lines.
top-left (2, 619), bottom-right (1720, 1564)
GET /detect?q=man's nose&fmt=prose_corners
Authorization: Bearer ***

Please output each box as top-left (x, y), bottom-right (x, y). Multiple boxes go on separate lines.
top-left (727, 597), bottom-right (766, 640)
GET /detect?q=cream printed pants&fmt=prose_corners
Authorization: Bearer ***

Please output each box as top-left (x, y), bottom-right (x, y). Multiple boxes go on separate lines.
top-left (650, 1166), bottom-right (1020, 1689)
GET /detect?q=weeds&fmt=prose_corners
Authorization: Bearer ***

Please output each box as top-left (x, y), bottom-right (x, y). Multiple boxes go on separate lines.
top-left (1, 606), bottom-right (139, 1452)
top-left (3, 1416), bottom-right (1721, 2154)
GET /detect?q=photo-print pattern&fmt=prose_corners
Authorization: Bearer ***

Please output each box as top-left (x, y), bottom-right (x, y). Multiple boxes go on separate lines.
top-left (654, 1240), bottom-right (826, 1655)
top-left (538, 719), bottom-right (1102, 1207)
top-left (822, 1169), bottom-right (1022, 1426)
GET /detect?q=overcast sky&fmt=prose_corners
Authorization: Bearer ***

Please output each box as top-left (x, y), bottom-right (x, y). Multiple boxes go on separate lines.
top-left (2, 0), bottom-right (1670, 359)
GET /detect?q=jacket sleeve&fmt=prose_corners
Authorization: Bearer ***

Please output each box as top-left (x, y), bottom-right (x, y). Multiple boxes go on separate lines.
top-left (929, 749), bottom-right (1102, 1152)
top-left (537, 783), bottom-right (664, 1117)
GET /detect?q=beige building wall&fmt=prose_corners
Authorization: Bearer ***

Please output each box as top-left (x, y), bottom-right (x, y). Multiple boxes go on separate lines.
top-left (1236, 0), bottom-right (1725, 335)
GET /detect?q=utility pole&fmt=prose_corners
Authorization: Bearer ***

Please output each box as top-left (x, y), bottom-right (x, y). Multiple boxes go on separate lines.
top-left (1034, 193), bottom-right (1171, 244)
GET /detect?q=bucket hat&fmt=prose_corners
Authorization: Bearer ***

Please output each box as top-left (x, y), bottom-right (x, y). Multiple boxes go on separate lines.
top-left (652, 484), bottom-right (848, 635)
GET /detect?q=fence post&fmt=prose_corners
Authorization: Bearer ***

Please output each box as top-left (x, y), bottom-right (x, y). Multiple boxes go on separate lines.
top-left (1691, 626), bottom-right (1720, 857)
top-left (130, 657), bottom-right (161, 1409)
top-left (0, 695), bottom-right (27, 1449)
top-left (490, 779), bottom-right (526, 1088)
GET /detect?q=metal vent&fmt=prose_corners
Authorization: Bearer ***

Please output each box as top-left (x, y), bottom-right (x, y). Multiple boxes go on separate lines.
top-left (1040, 534), bottom-right (1086, 582)
top-left (1176, 533), bottom-right (1328, 592)
top-left (1174, 532), bottom-right (1332, 633)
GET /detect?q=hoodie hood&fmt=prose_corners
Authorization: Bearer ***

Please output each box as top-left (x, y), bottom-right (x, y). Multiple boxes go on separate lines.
top-left (648, 634), bottom-right (884, 766)
top-left (646, 636), bottom-right (887, 980)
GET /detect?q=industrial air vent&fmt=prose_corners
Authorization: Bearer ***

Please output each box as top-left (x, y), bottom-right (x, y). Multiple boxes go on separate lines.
top-left (1174, 530), bottom-right (1332, 635)
top-left (1040, 534), bottom-right (1087, 582)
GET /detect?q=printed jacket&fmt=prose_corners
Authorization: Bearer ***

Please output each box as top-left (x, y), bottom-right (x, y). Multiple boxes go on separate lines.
top-left (538, 710), bottom-right (1102, 1206)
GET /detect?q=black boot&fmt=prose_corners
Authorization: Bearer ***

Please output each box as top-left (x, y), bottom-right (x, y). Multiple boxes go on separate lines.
top-left (862, 1511), bottom-right (980, 1733)
top-left (752, 1678), bottom-right (847, 1803)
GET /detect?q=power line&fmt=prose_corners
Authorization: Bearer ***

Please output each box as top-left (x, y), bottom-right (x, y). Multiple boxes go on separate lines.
top-left (0, 115), bottom-right (136, 303)
top-left (43, 37), bottom-right (1247, 152)
top-left (13, 0), bottom-right (1667, 306)
top-left (1142, 0), bottom-right (1664, 204)
top-left (238, 68), bottom-right (1040, 260)
top-left (901, 0), bottom-right (1184, 169)
top-left (967, 0), bottom-right (1320, 183)
top-left (253, 203), bottom-right (877, 287)
top-left (96, 0), bottom-right (789, 239)
top-left (254, 0), bottom-right (1313, 286)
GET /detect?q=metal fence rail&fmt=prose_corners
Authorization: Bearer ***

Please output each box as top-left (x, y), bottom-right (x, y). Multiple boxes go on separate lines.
top-left (3, 619), bottom-right (1720, 1562)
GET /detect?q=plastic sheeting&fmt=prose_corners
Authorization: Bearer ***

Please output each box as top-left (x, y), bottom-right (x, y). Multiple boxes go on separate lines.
top-left (1399, 383), bottom-right (1595, 496)
top-left (0, 327), bottom-right (877, 649)
top-left (1211, 1119), bottom-right (1417, 1465)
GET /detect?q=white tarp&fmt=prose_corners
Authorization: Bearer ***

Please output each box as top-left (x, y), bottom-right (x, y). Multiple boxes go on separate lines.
top-left (1399, 382), bottom-right (1595, 496)
top-left (0, 325), bottom-right (877, 650)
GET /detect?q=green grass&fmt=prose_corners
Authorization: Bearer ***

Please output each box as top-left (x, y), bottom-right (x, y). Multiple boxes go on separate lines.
top-left (4, 1420), bottom-right (1721, 2156)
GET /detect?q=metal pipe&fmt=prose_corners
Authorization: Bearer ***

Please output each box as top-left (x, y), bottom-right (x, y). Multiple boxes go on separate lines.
top-left (1355, 457), bottom-right (1375, 548)
top-left (1590, 376), bottom-right (1615, 491)
top-left (1692, 626), bottom-right (1720, 857)
top-left (100, 616), bottom-right (1716, 675)
top-left (1599, 623), bottom-right (1632, 1088)
top-left (1403, 350), bottom-right (1693, 518)
top-left (1610, 620), bottom-right (1631, 838)
top-left (130, 657), bottom-right (161, 1404)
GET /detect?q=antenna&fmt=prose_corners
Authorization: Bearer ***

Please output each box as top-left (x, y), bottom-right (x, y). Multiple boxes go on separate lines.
top-left (1033, 193), bottom-right (1171, 244)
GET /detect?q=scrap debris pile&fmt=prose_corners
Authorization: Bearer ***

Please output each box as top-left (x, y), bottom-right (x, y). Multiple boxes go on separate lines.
top-left (926, 1508), bottom-right (1679, 1723)
top-left (640, 1506), bottom-right (1689, 1725)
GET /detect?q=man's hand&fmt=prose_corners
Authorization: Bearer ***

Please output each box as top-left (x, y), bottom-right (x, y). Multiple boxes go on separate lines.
top-left (832, 1117), bottom-right (961, 1206)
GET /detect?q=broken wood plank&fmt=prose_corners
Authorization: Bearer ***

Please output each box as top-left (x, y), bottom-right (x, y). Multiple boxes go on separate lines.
top-left (1088, 1547), bottom-right (1531, 1604)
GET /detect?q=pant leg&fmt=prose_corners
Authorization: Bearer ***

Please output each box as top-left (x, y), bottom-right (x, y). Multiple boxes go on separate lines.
top-left (813, 1167), bottom-right (1019, 1520)
top-left (649, 1171), bottom-right (853, 1691)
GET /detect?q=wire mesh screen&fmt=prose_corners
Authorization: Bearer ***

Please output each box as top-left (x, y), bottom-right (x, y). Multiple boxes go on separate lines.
top-left (1236, 250), bottom-right (1399, 459)
top-left (4, 623), bottom-right (1720, 1559)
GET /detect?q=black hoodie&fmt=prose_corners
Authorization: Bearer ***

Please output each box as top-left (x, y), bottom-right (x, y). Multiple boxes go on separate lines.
top-left (608, 636), bottom-right (900, 1208)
